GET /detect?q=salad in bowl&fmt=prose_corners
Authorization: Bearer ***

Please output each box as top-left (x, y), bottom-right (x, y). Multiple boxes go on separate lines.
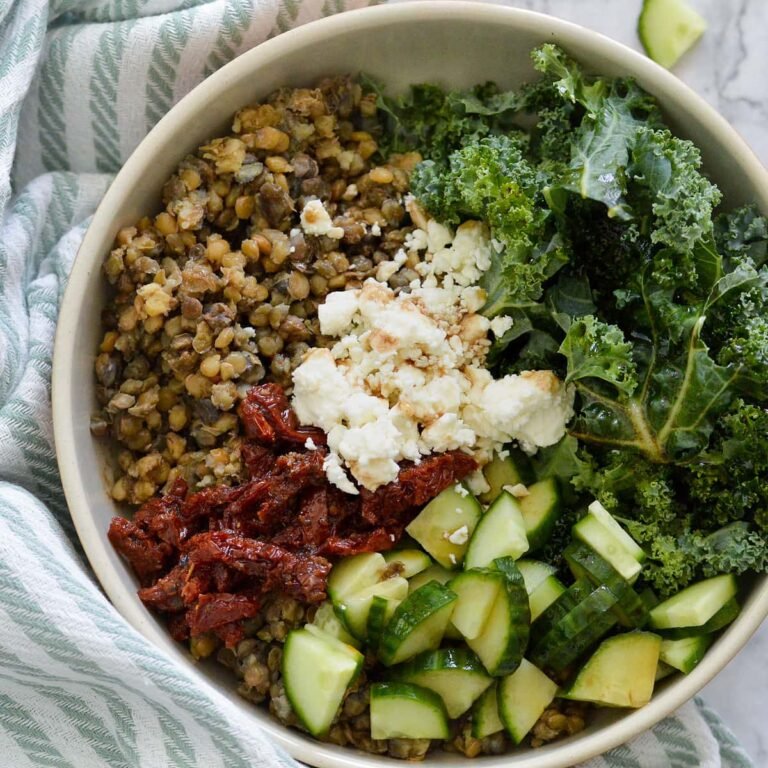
top-left (91, 42), bottom-right (768, 761)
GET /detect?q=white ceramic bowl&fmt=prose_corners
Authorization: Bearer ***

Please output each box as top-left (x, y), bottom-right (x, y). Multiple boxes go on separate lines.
top-left (53, 4), bottom-right (768, 767)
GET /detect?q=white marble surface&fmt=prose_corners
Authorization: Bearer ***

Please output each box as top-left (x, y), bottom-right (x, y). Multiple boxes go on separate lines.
top-left (501, 0), bottom-right (768, 762)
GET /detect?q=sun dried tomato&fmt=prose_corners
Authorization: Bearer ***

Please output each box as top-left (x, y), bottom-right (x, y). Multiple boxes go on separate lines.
top-left (107, 517), bottom-right (173, 584)
top-left (238, 383), bottom-right (326, 448)
top-left (240, 443), bottom-right (276, 480)
top-left (186, 593), bottom-right (262, 638)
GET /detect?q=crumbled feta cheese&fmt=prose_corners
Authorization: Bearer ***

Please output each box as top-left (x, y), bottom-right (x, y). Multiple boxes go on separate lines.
top-left (323, 453), bottom-right (358, 495)
top-left (318, 290), bottom-right (360, 336)
top-left (490, 315), bottom-right (514, 338)
top-left (504, 483), bottom-right (530, 498)
top-left (371, 222), bottom-right (382, 236)
top-left (448, 553), bottom-right (458, 566)
top-left (447, 525), bottom-right (470, 545)
top-left (454, 484), bottom-right (469, 498)
top-left (300, 198), bottom-right (344, 239)
top-left (304, 437), bottom-right (317, 451)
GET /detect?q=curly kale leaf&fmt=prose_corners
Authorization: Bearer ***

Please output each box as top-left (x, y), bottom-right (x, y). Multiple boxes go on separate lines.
top-left (362, 77), bottom-right (522, 164)
top-left (410, 135), bottom-right (569, 318)
top-left (715, 204), bottom-right (768, 268)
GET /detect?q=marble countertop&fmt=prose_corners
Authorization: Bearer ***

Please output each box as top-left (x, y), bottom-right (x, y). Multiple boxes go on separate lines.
top-left (524, 0), bottom-right (768, 762)
top-left (457, 0), bottom-right (768, 761)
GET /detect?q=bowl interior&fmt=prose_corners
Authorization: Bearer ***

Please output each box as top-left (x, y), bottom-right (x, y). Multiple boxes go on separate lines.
top-left (53, 4), bottom-right (768, 768)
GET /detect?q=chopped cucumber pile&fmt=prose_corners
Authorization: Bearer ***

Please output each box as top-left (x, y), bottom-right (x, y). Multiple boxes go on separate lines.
top-left (283, 452), bottom-right (742, 741)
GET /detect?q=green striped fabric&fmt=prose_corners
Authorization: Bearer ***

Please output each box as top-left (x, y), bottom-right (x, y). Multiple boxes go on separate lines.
top-left (0, 0), bottom-right (756, 765)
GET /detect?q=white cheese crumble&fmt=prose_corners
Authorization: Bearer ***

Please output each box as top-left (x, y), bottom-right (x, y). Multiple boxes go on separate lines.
top-left (304, 437), bottom-right (318, 451)
top-left (300, 198), bottom-right (344, 239)
top-left (454, 484), bottom-right (469, 498)
top-left (449, 553), bottom-right (458, 566)
top-left (446, 525), bottom-right (470, 545)
top-left (490, 315), bottom-right (514, 338)
top-left (505, 483), bottom-right (530, 498)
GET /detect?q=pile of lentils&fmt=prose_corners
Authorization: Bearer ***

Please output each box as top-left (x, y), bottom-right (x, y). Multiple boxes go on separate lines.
top-left (92, 76), bottom-right (422, 506)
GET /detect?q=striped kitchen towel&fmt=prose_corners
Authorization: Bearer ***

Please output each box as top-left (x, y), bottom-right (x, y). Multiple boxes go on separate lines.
top-left (0, 0), bottom-right (757, 765)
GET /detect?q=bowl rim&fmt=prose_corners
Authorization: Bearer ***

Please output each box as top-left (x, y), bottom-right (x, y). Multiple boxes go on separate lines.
top-left (53, 3), bottom-right (768, 767)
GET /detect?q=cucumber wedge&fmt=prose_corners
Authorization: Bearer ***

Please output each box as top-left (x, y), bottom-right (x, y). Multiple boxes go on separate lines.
top-left (367, 594), bottom-right (400, 649)
top-left (530, 578), bottom-right (593, 647)
top-left (406, 485), bottom-right (482, 569)
top-left (383, 549), bottom-right (433, 579)
top-left (655, 660), bottom-right (677, 681)
top-left (309, 601), bottom-right (360, 648)
top-left (464, 491), bottom-right (529, 569)
top-left (588, 501), bottom-right (646, 562)
top-left (379, 581), bottom-right (458, 666)
top-left (660, 635), bottom-right (713, 674)
top-left (516, 559), bottom-right (557, 594)
top-left (471, 684), bottom-right (504, 739)
top-left (660, 597), bottom-right (740, 639)
top-left (498, 659), bottom-right (559, 744)
top-left (638, 0), bottom-right (707, 70)
top-left (408, 563), bottom-right (452, 594)
top-left (562, 631), bottom-right (661, 708)
top-left (283, 628), bottom-right (363, 737)
top-left (391, 648), bottom-right (493, 718)
top-left (519, 479), bottom-right (562, 552)
top-left (370, 682), bottom-right (450, 740)
top-left (573, 514), bottom-right (642, 583)
top-left (529, 584), bottom-right (619, 674)
top-left (649, 574), bottom-right (738, 630)
top-left (529, 575), bottom-right (567, 622)
top-left (466, 558), bottom-right (530, 676)
top-left (448, 570), bottom-right (503, 640)
top-left (479, 451), bottom-right (534, 504)
top-left (565, 542), bottom-right (649, 628)
top-left (338, 576), bottom-right (409, 640)
top-left (327, 552), bottom-right (386, 603)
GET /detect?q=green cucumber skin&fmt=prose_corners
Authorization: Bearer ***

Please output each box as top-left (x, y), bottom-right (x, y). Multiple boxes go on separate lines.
top-left (530, 578), bottom-right (592, 647)
top-left (659, 598), bottom-right (740, 640)
top-left (391, 648), bottom-right (493, 718)
top-left (378, 582), bottom-right (458, 667)
top-left (370, 682), bottom-right (450, 740)
top-left (469, 558), bottom-right (530, 676)
top-left (471, 684), bottom-right (504, 739)
top-left (565, 542), bottom-right (649, 628)
top-left (659, 635), bottom-right (713, 674)
top-left (529, 584), bottom-right (619, 674)
top-left (519, 478), bottom-right (562, 553)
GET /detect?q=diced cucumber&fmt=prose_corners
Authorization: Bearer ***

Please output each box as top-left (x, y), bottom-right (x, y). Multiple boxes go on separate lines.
top-left (498, 659), bottom-right (558, 744)
top-left (649, 575), bottom-right (738, 630)
top-left (338, 576), bottom-right (409, 640)
top-left (391, 648), bottom-right (493, 718)
top-left (655, 660), bottom-right (677, 681)
top-left (406, 485), bottom-right (482, 569)
top-left (516, 559), bottom-right (557, 594)
top-left (327, 552), bottom-right (386, 604)
top-left (530, 578), bottom-right (593, 647)
top-left (370, 682), bottom-right (450, 740)
top-left (378, 582), bottom-right (458, 666)
top-left (464, 491), bottom-right (529, 569)
top-left (573, 514), bottom-right (642, 583)
top-left (562, 631), bottom-right (662, 708)
top-left (588, 501), bottom-right (646, 562)
top-left (309, 601), bottom-right (360, 648)
top-left (638, 0), bottom-right (707, 70)
top-left (529, 584), bottom-right (619, 673)
top-left (408, 564), bottom-right (452, 594)
top-left (471, 684), bottom-right (504, 739)
top-left (383, 549), bottom-right (433, 579)
top-left (479, 451), bottom-right (534, 504)
top-left (565, 542), bottom-right (649, 628)
top-left (282, 628), bottom-right (363, 737)
top-left (519, 479), bottom-right (562, 552)
top-left (660, 635), bottom-right (713, 674)
top-left (466, 558), bottom-right (530, 676)
top-left (448, 570), bottom-right (503, 640)
top-left (660, 598), bottom-right (740, 639)
top-left (367, 594), bottom-right (400, 649)
top-left (529, 575), bottom-right (567, 622)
